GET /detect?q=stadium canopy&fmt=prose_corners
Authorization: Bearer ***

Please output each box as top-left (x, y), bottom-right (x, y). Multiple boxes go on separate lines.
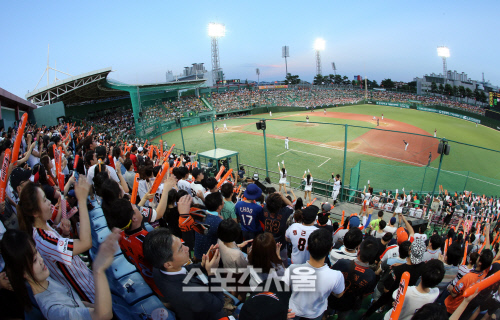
top-left (0, 87), bottom-right (37, 128)
top-left (25, 67), bottom-right (207, 133)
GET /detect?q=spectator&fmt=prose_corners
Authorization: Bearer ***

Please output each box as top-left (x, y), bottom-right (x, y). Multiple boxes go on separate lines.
top-left (371, 220), bottom-right (387, 239)
top-left (285, 205), bottom-right (319, 264)
top-left (143, 228), bottom-right (225, 320)
top-left (190, 167), bottom-right (206, 205)
top-left (282, 228), bottom-right (345, 319)
top-left (423, 233), bottom-right (443, 262)
top-left (315, 212), bottom-right (334, 234)
top-left (384, 216), bottom-right (397, 234)
top-left (329, 236), bottom-right (379, 319)
top-left (263, 192), bottom-right (293, 264)
top-left (123, 158), bottom-right (135, 189)
top-left (383, 259), bottom-right (445, 320)
top-left (330, 227), bottom-right (363, 265)
top-left (248, 232), bottom-right (285, 289)
top-left (369, 210), bottom-right (385, 231)
top-left (220, 182), bottom-right (236, 221)
top-left (235, 184), bottom-right (264, 241)
top-left (333, 216), bottom-right (361, 248)
top-left (194, 193), bottom-right (223, 260)
top-left (216, 219), bottom-right (251, 269)
top-left (1, 228), bottom-right (117, 320)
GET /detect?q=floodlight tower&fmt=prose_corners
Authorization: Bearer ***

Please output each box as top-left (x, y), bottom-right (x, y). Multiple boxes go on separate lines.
top-left (208, 23), bottom-right (225, 86)
top-left (256, 68), bottom-right (260, 86)
top-left (314, 38), bottom-right (325, 76)
top-left (282, 46), bottom-right (289, 77)
top-left (437, 46), bottom-right (450, 85)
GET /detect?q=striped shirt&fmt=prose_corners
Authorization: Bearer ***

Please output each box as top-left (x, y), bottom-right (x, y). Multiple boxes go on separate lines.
top-left (33, 224), bottom-right (95, 303)
top-left (329, 246), bottom-right (357, 265)
top-left (450, 264), bottom-right (473, 287)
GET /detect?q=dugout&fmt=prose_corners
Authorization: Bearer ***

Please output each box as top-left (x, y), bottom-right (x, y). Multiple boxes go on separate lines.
top-left (197, 149), bottom-right (240, 178)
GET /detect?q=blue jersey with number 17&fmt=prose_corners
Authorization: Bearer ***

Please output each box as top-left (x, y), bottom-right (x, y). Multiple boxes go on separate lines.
top-left (235, 201), bottom-right (264, 233)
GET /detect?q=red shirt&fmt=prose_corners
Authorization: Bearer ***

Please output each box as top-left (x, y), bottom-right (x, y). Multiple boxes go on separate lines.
top-left (130, 153), bottom-right (138, 171)
top-left (119, 227), bottom-right (162, 296)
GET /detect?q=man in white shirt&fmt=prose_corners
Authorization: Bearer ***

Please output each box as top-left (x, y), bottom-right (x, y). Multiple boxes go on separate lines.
top-left (383, 259), bottom-right (444, 320)
top-left (422, 234), bottom-right (442, 262)
top-left (285, 206), bottom-right (319, 264)
top-left (283, 228), bottom-right (345, 319)
top-left (330, 227), bottom-right (362, 265)
top-left (86, 146), bottom-right (120, 186)
top-left (383, 217), bottom-right (397, 235)
top-left (190, 167), bottom-right (205, 205)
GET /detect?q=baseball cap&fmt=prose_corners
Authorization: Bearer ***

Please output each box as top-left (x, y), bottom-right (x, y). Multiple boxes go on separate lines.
top-left (239, 292), bottom-right (289, 320)
top-left (244, 183), bottom-right (262, 200)
top-left (349, 216), bottom-right (360, 228)
top-left (410, 238), bottom-right (426, 264)
top-left (95, 145), bottom-right (107, 159)
top-left (396, 227), bottom-right (409, 245)
top-left (322, 202), bottom-right (332, 212)
top-left (138, 147), bottom-right (144, 152)
top-left (390, 217), bottom-right (397, 225)
top-left (10, 167), bottom-right (32, 191)
top-left (191, 167), bottom-right (203, 179)
top-left (302, 205), bottom-right (319, 224)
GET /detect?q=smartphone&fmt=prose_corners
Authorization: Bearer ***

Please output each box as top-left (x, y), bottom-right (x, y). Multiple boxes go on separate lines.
top-left (208, 248), bottom-right (216, 261)
top-left (73, 170), bottom-right (79, 182)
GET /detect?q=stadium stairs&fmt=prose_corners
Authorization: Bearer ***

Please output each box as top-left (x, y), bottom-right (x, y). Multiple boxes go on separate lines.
top-left (88, 199), bottom-right (176, 320)
top-left (200, 97), bottom-right (213, 111)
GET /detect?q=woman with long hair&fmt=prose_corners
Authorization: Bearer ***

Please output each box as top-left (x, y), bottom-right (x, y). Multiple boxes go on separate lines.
top-left (1, 228), bottom-right (118, 319)
top-left (16, 179), bottom-right (96, 303)
top-left (248, 232), bottom-right (285, 288)
top-left (39, 154), bottom-right (57, 187)
top-left (303, 170), bottom-right (313, 203)
top-left (112, 145), bottom-right (126, 175)
top-left (278, 161), bottom-right (287, 194)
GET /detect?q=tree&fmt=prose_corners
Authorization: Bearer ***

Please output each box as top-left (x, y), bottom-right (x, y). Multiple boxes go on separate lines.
top-left (444, 84), bottom-right (453, 96)
top-left (342, 76), bottom-right (350, 85)
top-left (474, 89), bottom-right (481, 102)
top-left (313, 74), bottom-right (324, 85)
top-left (430, 81), bottom-right (438, 93)
top-left (465, 88), bottom-right (473, 103)
top-left (285, 73), bottom-right (301, 85)
top-left (351, 80), bottom-right (357, 86)
top-left (458, 86), bottom-right (466, 100)
top-left (381, 78), bottom-right (395, 88)
top-left (333, 75), bottom-right (343, 85)
top-left (372, 80), bottom-right (379, 88)
top-left (452, 86), bottom-right (459, 98)
top-left (438, 83), bottom-right (444, 94)
top-left (479, 91), bottom-right (487, 103)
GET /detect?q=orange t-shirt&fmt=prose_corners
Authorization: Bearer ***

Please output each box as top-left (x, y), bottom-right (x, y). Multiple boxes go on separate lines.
top-left (445, 269), bottom-right (486, 313)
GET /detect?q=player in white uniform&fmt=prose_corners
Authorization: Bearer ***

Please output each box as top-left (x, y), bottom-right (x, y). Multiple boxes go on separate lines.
top-left (306, 115), bottom-right (309, 123)
top-left (381, 113), bottom-right (384, 120)
top-left (285, 137), bottom-right (289, 150)
top-left (269, 111), bottom-right (272, 117)
top-left (434, 129), bottom-right (437, 137)
top-left (331, 173), bottom-right (341, 204)
top-left (303, 170), bottom-right (313, 204)
top-left (223, 123), bottom-right (227, 130)
top-left (403, 140), bottom-right (409, 151)
top-left (285, 206), bottom-right (319, 264)
top-left (278, 160), bottom-right (287, 194)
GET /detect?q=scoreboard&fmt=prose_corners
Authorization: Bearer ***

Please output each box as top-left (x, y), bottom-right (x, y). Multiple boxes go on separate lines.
top-left (216, 79), bottom-right (240, 85)
top-left (489, 92), bottom-right (500, 106)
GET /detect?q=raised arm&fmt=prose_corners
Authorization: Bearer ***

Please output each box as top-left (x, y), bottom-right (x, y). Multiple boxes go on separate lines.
top-left (155, 173), bottom-right (177, 220)
top-left (399, 213), bottom-right (414, 238)
top-left (72, 179), bottom-right (92, 255)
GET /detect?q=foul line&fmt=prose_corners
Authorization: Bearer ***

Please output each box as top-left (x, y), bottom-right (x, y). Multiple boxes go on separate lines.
top-left (281, 149), bottom-right (331, 168)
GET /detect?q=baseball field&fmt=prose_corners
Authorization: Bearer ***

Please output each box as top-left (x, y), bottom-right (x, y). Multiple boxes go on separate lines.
top-left (152, 104), bottom-right (500, 194)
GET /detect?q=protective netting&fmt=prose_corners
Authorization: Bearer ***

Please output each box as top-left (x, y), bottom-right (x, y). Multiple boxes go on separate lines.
top-left (351, 160), bottom-right (500, 196)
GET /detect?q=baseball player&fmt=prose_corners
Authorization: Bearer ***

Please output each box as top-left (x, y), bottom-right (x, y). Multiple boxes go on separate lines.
top-left (373, 115), bottom-right (376, 121)
top-left (427, 152), bottom-right (432, 167)
top-left (223, 123), bottom-right (227, 130)
top-left (434, 129), bottom-right (437, 137)
top-left (381, 113), bottom-right (384, 120)
top-left (377, 118), bottom-right (379, 126)
top-left (306, 115), bottom-right (309, 123)
top-left (270, 111), bottom-right (272, 117)
top-left (285, 137), bottom-right (289, 150)
top-left (324, 108), bottom-right (327, 115)
top-left (403, 140), bottom-right (409, 151)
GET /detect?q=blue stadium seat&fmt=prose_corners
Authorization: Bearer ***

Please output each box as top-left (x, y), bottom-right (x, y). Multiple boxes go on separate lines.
top-left (130, 296), bottom-right (176, 319)
top-left (110, 254), bottom-right (137, 279)
top-left (91, 215), bottom-right (108, 231)
top-left (111, 272), bottom-right (154, 305)
top-left (95, 225), bottom-right (111, 244)
top-left (144, 222), bottom-right (154, 232)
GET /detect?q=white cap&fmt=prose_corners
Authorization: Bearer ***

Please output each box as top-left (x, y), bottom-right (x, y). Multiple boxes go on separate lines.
top-left (138, 147), bottom-right (144, 152)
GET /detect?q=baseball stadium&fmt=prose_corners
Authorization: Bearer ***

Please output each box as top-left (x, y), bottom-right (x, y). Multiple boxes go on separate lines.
top-left (2, 3), bottom-right (500, 320)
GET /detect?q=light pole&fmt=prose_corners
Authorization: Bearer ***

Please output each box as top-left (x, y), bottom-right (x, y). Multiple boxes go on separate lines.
top-left (314, 38), bottom-right (325, 76)
top-left (282, 46), bottom-right (289, 77)
top-left (437, 46), bottom-right (450, 86)
top-left (208, 23), bottom-right (226, 86)
top-left (256, 68), bottom-right (260, 86)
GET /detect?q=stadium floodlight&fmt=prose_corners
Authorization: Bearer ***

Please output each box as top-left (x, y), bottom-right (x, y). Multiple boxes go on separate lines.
top-left (437, 46), bottom-right (450, 84)
top-left (314, 38), bottom-right (325, 76)
top-left (282, 46), bottom-right (290, 77)
top-left (208, 23), bottom-right (226, 38)
top-left (208, 23), bottom-right (225, 85)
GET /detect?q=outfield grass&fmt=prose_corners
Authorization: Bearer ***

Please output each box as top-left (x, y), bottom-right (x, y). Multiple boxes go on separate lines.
top-left (152, 105), bottom-right (500, 193)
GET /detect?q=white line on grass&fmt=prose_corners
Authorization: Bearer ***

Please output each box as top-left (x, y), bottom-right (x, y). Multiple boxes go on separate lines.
top-left (318, 158), bottom-right (331, 167)
top-left (276, 150), bottom-right (291, 157)
top-left (288, 149), bottom-right (329, 158)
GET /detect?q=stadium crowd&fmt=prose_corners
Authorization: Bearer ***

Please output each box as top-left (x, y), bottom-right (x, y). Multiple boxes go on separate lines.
top-left (0, 115), bottom-right (499, 320)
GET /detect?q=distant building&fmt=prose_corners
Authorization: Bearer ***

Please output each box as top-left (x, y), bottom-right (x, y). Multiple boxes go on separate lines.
top-left (166, 63), bottom-right (212, 86)
top-left (414, 70), bottom-right (480, 95)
